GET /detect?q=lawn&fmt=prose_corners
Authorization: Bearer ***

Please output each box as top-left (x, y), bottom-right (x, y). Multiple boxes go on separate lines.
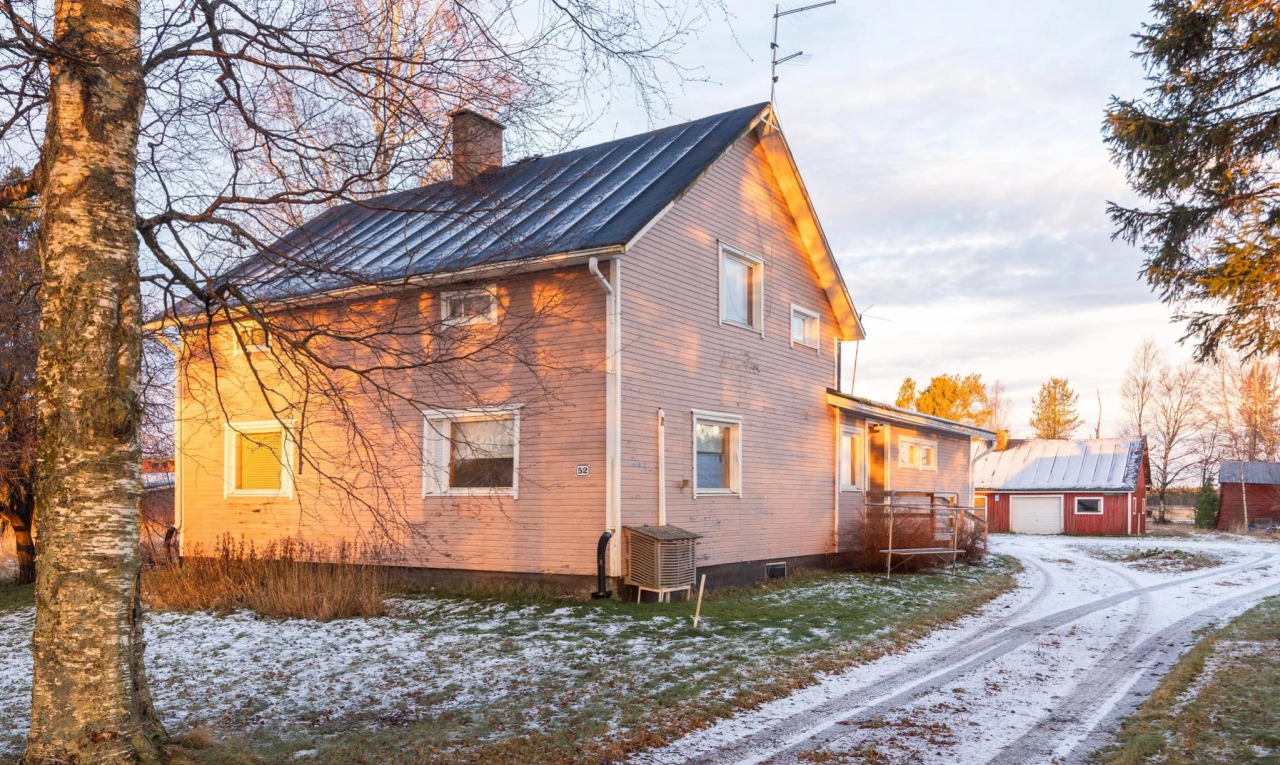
top-left (1086, 546), bottom-right (1223, 574)
top-left (1093, 595), bottom-right (1280, 765)
top-left (0, 559), bottom-right (1018, 765)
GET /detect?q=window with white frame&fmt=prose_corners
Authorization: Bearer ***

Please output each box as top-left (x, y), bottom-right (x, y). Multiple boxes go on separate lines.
top-left (898, 436), bottom-right (938, 471)
top-left (720, 244), bottom-right (763, 332)
top-left (791, 305), bottom-right (820, 349)
top-left (840, 426), bottom-right (864, 491)
top-left (693, 410), bottom-right (742, 496)
top-left (223, 420), bottom-right (295, 498)
top-left (423, 407), bottom-right (520, 496)
top-left (233, 320), bottom-right (269, 354)
top-left (440, 285), bottom-right (498, 326)
top-left (1074, 497), bottom-right (1104, 515)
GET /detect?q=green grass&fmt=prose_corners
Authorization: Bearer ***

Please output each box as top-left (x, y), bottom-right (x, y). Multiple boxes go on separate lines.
top-left (1089, 546), bottom-right (1222, 573)
top-left (1093, 595), bottom-right (1280, 764)
top-left (0, 582), bottom-right (32, 612)
top-left (170, 557), bottom-right (1020, 765)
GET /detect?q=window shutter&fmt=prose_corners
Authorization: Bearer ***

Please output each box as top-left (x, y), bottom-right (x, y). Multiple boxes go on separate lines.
top-left (237, 431), bottom-right (283, 490)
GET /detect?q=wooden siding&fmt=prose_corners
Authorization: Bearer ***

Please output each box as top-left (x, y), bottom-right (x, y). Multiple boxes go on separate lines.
top-left (177, 267), bottom-right (610, 576)
top-left (831, 412), bottom-right (975, 555)
top-left (1218, 483), bottom-right (1280, 530)
top-left (618, 130), bottom-right (845, 568)
top-left (980, 491), bottom-right (1138, 535)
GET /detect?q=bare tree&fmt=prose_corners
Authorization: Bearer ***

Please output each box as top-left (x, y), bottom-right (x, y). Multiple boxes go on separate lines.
top-left (0, 0), bottom-right (722, 760)
top-left (1204, 354), bottom-right (1280, 529)
top-left (1120, 337), bottom-right (1161, 438)
top-left (1147, 361), bottom-right (1204, 523)
top-left (986, 379), bottom-right (1010, 433)
top-left (0, 188), bottom-right (37, 583)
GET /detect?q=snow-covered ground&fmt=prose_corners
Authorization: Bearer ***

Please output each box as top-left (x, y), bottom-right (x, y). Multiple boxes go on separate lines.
top-left (632, 533), bottom-right (1280, 765)
top-left (0, 560), bottom-right (1004, 759)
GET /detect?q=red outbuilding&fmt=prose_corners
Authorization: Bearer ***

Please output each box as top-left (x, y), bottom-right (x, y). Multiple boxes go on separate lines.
top-left (973, 438), bottom-right (1148, 536)
top-left (1217, 462), bottom-right (1280, 531)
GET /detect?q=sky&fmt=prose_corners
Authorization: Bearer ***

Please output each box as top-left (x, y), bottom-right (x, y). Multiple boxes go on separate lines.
top-left (576, 0), bottom-right (1192, 437)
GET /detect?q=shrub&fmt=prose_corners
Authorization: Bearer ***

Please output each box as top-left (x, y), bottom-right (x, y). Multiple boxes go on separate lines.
top-left (144, 534), bottom-right (388, 620)
top-left (1195, 481), bottom-right (1219, 529)
top-left (862, 499), bottom-right (984, 573)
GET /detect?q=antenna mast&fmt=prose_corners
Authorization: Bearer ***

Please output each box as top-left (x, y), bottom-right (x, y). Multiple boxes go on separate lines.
top-left (771, 0), bottom-right (836, 103)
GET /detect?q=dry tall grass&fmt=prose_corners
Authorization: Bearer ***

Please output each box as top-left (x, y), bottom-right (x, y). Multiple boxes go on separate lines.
top-left (0, 522), bottom-right (17, 583)
top-left (144, 534), bottom-right (388, 620)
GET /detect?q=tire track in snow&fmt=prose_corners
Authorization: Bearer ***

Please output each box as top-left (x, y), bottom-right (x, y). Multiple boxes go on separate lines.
top-left (653, 545), bottom-right (1276, 765)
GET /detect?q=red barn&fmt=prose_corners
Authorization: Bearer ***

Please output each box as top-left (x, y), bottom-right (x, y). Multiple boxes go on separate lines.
top-left (1217, 462), bottom-right (1280, 531)
top-left (973, 438), bottom-right (1148, 536)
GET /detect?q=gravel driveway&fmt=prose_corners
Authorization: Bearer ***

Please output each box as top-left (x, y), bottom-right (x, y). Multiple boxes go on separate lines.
top-left (633, 533), bottom-right (1280, 765)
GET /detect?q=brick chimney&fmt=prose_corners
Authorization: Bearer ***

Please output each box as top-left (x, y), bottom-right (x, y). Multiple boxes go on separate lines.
top-left (995, 429), bottom-right (1010, 451)
top-left (449, 108), bottom-right (504, 185)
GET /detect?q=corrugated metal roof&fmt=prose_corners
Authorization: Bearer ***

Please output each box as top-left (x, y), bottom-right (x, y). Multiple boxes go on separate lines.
top-left (1220, 461), bottom-right (1280, 485)
top-left (826, 390), bottom-right (996, 439)
top-left (225, 103), bottom-right (771, 302)
top-left (973, 438), bottom-right (1146, 492)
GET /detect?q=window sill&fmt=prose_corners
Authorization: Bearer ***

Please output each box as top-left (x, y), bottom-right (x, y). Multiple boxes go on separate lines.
top-left (225, 489), bottom-right (291, 499)
top-left (839, 486), bottom-right (863, 493)
top-left (721, 319), bottom-right (762, 334)
top-left (791, 340), bottom-right (820, 352)
top-left (694, 488), bottom-right (740, 498)
top-left (428, 488), bottom-right (517, 498)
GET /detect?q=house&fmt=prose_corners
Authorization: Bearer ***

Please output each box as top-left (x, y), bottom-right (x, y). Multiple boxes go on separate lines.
top-left (973, 438), bottom-right (1148, 535)
top-left (167, 103), bottom-right (983, 591)
top-left (1218, 461), bottom-right (1280, 531)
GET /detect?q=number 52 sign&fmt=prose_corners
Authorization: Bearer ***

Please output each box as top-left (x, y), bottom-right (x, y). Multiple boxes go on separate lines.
top-left (575, 464), bottom-right (590, 478)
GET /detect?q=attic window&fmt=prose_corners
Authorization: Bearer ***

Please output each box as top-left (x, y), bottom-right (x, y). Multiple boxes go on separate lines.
top-left (720, 244), bottom-right (763, 332)
top-left (234, 321), bottom-right (269, 354)
top-left (791, 305), bottom-right (819, 349)
top-left (441, 286), bottom-right (498, 326)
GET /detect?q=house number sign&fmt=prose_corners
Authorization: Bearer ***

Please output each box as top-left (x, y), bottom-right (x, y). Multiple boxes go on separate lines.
top-left (575, 464), bottom-right (590, 477)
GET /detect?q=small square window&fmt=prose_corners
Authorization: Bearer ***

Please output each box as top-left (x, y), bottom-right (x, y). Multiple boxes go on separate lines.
top-left (1075, 497), bottom-right (1104, 515)
top-left (720, 245), bottom-right (763, 332)
top-left (441, 286), bottom-right (498, 326)
top-left (234, 321), bottom-right (269, 354)
top-left (899, 436), bottom-right (938, 471)
top-left (693, 411), bottom-right (742, 496)
top-left (791, 305), bottom-right (820, 349)
top-left (224, 421), bottom-right (294, 498)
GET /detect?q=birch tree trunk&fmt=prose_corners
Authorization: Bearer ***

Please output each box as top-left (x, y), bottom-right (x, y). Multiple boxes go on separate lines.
top-left (24, 0), bottom-right (165, 760)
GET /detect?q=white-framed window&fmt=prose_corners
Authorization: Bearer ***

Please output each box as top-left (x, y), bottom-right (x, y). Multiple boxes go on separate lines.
top-left (839, 425), bottom-right (864, 491)
top-left (692, 409), bottom-right (742, 497)
top-left (1074, 496), bottom-right (1104, 515)
top-left (440, 285), bottom-right (498, 326)
top-left (232, 320), bottom-right (270, 355)
top-left (223, 420), bottom-right (295, 498)
top-left (423, 406), bottom-right (520, 497)
top-left (719, 243), bottom-right (764, 333)
top-left (790, 304), bottom-right (820, 350)
top-left (898, 436), bottom-right (938, 471)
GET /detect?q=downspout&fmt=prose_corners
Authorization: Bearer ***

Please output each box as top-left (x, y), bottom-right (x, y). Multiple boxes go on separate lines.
top-left (154, 332), bottom-right (184, 558)
top-left (658, 409), bottom-right (666, 526)
top-left (589, 257), bottom-right (623, 578)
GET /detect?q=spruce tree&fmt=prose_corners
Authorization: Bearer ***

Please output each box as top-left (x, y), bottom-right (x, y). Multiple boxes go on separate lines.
top-left (1195, 480), bottom-right (1220, 529)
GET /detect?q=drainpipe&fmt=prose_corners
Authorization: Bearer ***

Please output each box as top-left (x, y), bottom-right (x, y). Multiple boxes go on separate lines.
top-left (658, 409), bottom-right (666, 526)
top-left (589, 257), bottom-right (622, 578)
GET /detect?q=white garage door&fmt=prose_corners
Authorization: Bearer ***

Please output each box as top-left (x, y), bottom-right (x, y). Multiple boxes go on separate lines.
top-left (1010, 495), bottom-right (1064, 534)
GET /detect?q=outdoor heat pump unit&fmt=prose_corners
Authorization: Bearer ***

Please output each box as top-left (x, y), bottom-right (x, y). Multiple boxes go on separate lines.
top-left (623, 525), bottom-right (698, 602)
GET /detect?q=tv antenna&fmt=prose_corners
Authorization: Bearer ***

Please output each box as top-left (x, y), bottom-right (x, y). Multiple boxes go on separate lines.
top-left (771, 1), bottom-right (836, 103)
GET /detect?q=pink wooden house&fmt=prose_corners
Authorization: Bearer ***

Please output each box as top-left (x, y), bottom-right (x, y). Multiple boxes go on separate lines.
top-left (170, 103), bottom-right (988, 592)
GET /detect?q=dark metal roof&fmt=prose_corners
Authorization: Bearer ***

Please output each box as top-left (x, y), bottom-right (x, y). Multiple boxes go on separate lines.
top-left (227, 103), bottom-right (771, 302)
top-left (1220, 461), bottom-right (1280, 485)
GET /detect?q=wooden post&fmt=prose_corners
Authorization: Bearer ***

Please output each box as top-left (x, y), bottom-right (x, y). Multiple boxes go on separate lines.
top-left (692, 574), bottom-right (707, 628)
top-left (885, 500), bottom-right (894, 580)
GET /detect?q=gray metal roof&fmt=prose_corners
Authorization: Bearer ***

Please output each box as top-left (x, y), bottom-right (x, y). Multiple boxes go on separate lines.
top-left (973, 438), bottom-right (1146, 492)
top-left (1220, 461), bottom-right (1280, 485)
top-left (826, 391), bottom-right (997, 439)
top-left (226, 103), bottom-right (771, 302)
